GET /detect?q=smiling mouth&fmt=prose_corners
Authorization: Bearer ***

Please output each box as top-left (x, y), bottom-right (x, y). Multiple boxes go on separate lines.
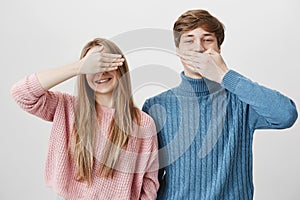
top-left (95, 78), bottom-right (112, 84)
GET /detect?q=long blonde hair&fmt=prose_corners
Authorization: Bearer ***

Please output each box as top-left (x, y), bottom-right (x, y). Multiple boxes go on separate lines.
top-left (71, 38), bottom-right (140, 185)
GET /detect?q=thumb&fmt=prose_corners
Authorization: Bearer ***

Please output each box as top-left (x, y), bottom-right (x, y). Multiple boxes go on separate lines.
top-left (91, 45), bottom-right (104, 53)
top-left (205, 48), bottom-right (215, 55)
top-left (85, 45), bottom-right (104, 57)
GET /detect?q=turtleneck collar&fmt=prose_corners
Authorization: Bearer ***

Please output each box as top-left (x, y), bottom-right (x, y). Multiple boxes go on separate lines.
top-left (174, 71), bottom-right (222, 97)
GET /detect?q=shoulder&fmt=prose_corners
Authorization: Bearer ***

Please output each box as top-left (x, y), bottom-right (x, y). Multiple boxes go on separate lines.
top-left (150, 89), bottom-right (176, 100)
top-left (144, 89), bottom-right (176, 107)
top-left (130, 109), bottom-right (157, 143)
top-left (138, 109), bottom-right (156, 128)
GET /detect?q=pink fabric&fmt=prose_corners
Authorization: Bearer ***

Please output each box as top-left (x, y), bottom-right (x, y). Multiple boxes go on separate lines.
top-left (11, 74), bottom-right (159, 200)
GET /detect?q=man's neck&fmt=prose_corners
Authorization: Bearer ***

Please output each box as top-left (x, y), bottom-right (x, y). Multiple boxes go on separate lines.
top-left (183, 68), bottom-right (203, 79)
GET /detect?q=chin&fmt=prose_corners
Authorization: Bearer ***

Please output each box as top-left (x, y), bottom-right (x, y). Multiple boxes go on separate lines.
top-left (183, 67), bottom-right (202, 79)
top-left (94, 89), bottom-right (114, 95)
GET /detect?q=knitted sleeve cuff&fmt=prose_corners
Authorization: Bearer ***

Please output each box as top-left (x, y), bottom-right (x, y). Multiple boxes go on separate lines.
top-left (221, 70), bottom-right (244, 93)
top-left (29, 74), bottom-right (48, 96)
top-left (11, 73), bottom-right (47, 102)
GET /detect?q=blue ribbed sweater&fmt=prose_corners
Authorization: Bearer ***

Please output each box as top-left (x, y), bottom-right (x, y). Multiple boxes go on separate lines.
top-left (142, 70), bottom-right (297, 200)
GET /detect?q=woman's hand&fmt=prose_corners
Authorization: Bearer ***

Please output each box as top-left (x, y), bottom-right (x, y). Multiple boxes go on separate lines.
top-left (78, 46), bottom-right (125, 75)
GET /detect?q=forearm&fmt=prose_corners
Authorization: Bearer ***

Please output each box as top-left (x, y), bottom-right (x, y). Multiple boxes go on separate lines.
top-left (36, 61), bottom-right (80, 90)
top-left (222, 70), bottom-right (298, 129)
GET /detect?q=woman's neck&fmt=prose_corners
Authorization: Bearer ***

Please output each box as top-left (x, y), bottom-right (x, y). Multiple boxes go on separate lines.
top-left (95, 93), bottom-right (113, 108)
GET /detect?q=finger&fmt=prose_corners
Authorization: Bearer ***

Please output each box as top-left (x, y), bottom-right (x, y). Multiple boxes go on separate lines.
top-left (101, 52), bottom-right (122, 58)
top-left (181, 51), bottom-right (208, 63)
top-left (184, 60), bottom-right (197, 69)
top-left (204, 48), bottom-right (218, 56)
top-left (185, 63), bottom-right (200, 74)
top-left (175, 48), bottom-right (182, 57)
top-left (99, 57), bottom-right (125, 63)
top-left (177, 52), bottom-right (192, 60)
top-left (180, 54), bottom-right (202, 64)
top-left (95, 66), bottom-right (118, 73)
top-left (204, 48), bottom-right (212, 55)
top-left (180, 50), bottom-right (201, 57)
top-left (99, 62), bottom-right (123, 68)
top-left (185, 64), bottom-right (197, 72)
top-left (205, 48), bottom-right (222, 56)
top-left (184, 58), bottom-right (207, 70)
top-left (104, 66), bottom-right (119, 72)
top-left (177, 50), bottom-right (198, 60)
top-left (181, 57), bottom-right (195, 68)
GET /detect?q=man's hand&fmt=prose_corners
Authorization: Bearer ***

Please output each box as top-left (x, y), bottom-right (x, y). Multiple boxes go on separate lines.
top-left (178, 48), bottom-right (229, 83)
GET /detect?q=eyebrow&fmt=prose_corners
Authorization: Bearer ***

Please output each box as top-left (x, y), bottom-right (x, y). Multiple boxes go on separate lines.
top-left (182, 33), bottom-right (214, 38)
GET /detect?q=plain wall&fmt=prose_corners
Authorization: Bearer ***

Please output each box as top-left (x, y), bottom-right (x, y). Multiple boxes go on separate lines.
top-left (1, 0), bottom-right (299, 199)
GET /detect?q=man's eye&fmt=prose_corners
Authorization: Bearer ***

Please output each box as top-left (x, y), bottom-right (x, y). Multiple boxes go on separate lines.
top-left (203, 39), bottom-right (213, 42)
top-left (184, 40), bottom-right (193, 43)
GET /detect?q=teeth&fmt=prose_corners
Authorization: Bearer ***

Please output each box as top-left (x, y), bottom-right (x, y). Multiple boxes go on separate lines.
top-left (100, 79), bottom-right (109, 83)
top-left (96, 78), bottom-right (110, 83)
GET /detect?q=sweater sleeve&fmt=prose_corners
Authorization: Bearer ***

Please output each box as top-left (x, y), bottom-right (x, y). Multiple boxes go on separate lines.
top-left (11, 74), bottom-right (66, 122)
top-left (222, 70), bottom-right (298, 130)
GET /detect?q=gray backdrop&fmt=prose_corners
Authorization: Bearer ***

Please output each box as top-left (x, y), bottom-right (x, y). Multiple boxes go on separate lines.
top-left (1, 0), bottom-right (299, 199)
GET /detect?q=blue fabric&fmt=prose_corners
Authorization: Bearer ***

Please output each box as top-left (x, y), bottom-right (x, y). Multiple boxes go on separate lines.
top-left (56, 195), bottom-right (64, 200)
top-left (142, 70), bottom-right (297, 200)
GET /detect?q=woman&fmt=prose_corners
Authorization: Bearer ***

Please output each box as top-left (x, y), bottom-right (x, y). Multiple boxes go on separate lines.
top-left (11, 38), bottom-right (159, 200)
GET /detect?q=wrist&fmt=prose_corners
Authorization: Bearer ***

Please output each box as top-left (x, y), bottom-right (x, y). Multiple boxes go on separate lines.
top-left (220, 68), bottom-right (229, 81)
top-left (69, 60), bottom-right (82, 76)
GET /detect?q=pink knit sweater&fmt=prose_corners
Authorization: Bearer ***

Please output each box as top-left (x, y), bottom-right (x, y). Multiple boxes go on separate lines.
top-left (11, 74), bottom-right (159, 200)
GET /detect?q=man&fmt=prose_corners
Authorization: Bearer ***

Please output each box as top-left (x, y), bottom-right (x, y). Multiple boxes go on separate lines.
top-left (142, 9), bottom-right (298, 200)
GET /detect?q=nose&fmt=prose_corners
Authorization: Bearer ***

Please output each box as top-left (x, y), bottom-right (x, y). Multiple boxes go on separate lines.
top-left (194, 40), bottom-right (205, 53)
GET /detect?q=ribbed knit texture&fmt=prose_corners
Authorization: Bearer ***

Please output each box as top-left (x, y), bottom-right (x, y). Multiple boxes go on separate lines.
top-left (142, 70), bottom-right (297, 200)
top-left (11, 74), bottom-right (159, 200)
